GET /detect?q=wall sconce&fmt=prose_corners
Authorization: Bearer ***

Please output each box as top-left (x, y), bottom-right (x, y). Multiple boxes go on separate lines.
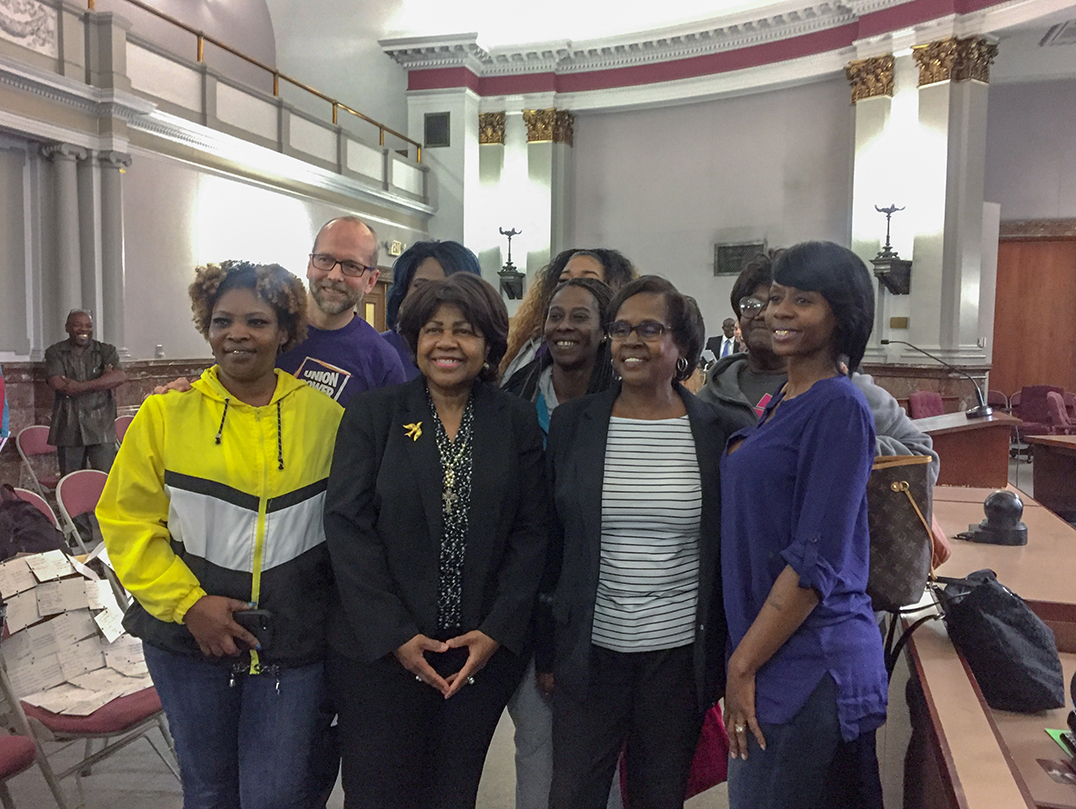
top-left (871, 204), bottom-right (913, 295)
top-left (498, 227), bottom-right (525, 300)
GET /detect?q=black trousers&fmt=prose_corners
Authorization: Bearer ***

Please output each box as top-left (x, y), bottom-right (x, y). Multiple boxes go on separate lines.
top-left (328, 643), bottom-right (526, 809)
top-left (58, 443), bottom-right (116, 475)
top-left (550, 644), bottom-right (701, 809)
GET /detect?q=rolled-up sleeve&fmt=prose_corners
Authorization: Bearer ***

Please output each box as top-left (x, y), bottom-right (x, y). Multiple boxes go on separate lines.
top-left (780, 394), bottom-right (874, 600)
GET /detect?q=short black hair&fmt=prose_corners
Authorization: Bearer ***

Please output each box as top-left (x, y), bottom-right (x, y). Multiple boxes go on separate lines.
top-left (730, 249), bottom-right (783, 317)
top-left (397, 273), bottom-right (509, 383)
top-left (385, 240), bottom-right (482, 330)
top-left (608, 275), bottom-right (705, 383)
top-left (771, 241), bottom-right (875, 374)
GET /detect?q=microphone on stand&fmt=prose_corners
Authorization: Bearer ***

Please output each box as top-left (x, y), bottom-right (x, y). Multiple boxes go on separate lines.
top-left (880, 339), bottom-right (993, 419)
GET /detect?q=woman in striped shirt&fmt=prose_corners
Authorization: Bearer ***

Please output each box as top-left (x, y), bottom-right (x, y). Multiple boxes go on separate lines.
top-left (543, 276), bottom-right (738, 809)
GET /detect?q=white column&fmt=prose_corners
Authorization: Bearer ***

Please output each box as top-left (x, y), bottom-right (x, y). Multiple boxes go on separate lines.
top-left (100, 151), bottom-right (132, 357)
top-left (41, 143), bottom-right (88, 337)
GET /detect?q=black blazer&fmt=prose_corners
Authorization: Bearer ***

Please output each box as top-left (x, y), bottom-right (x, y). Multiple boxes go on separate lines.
top-left (324, 377), bottom-right (550, 663)
top-left (542, 384), bottom-right (731, 712)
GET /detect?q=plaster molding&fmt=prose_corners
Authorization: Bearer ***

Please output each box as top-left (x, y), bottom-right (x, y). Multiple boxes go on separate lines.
top-left (128, 110), bottom-right (435, 219)
top-left (0, 51), bottom-right (155, 121)
top-left (99, 150), bottom-right (132, 169)
top-left (40, 141), bottom-right (86, 161)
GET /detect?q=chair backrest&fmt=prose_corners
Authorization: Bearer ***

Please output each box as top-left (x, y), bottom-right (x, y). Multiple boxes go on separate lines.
top-left (1009, 390), bottom-right (1022, 414)
top-left (1064, 391), bottom-right (1076, 419)
top-left (1046, 391), bottom-right (1071, 428)
top-left (16, 426), bottom-right (54, 458)
top-left (1019, 385), bottom-right (1064, 423)
top-left (986, 389), bottom-right (1008, 409)
top-left (909, 390), bottom-right (945, 419)
top-left (114, 415), bottom-right (135, 444)
top-left (11, 488), bottom-right (59, 528)
top-left (56, 470), bottom-right (108, 523)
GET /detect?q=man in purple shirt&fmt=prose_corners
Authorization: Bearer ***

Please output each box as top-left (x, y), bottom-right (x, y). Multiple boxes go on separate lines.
top-left (277, 216), bottom-right (406, 405)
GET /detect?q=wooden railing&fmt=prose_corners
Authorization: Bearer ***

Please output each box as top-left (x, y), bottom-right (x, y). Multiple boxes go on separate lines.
top-left (86, 0), bottom-right (422, 163)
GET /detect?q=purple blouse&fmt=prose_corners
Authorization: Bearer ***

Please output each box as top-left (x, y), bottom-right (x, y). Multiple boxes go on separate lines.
top-left (720, 375), bottom-right (887, 741)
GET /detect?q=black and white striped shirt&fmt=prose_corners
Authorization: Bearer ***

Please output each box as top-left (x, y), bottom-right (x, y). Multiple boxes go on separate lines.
top-left (592, 416), bottom-right (702, 652)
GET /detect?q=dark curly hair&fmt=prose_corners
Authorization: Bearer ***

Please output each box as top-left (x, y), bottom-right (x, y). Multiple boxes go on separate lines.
top-left (771, 241), bottom-right (875, 374)
top-left (189, 260), bottom-right (307, 352)
top-left (608, 275), bottom-right (705, 384)
top-left (397, 274), bottom-right (509, 384)
top-left (501, 247), bottom-right (636, 375)
top-left (385, 241), bottom-right (482, 330)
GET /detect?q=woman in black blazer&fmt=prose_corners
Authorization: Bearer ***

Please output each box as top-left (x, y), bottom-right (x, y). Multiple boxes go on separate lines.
top-left (542, 276), bottom-right (735, 809)
top-left (324, 274), bottom-right (550, 809)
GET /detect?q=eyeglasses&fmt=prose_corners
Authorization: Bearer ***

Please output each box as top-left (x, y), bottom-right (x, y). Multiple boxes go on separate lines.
top-left (738, 296), bottom-right (767, 319)
top-left (606, 320), bottom-right (669, 341)
top-left (309, 253), bottom-right (374, 278)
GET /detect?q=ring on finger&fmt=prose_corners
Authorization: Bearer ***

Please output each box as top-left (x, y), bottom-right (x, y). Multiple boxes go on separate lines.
top-left (415, 675), bottom-right (423, 683)
top-left (734, 724), bottom-right (746, 733)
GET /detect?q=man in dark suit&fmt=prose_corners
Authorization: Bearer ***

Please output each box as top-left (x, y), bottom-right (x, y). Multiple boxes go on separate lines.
top-left (705, 317), bottom-right (740, 359)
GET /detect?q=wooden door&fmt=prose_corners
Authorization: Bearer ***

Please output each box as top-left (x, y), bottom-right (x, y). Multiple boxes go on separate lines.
top-left (992, 240), bottom-right (1076, 397)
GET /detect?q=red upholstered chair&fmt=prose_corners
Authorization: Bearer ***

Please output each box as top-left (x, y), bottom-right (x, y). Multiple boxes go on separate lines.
top-left (908, 391), bottom-right (945, 419)
top-left (11, 488), bottom-right (61, 530)
top-left (113, 416), bottom-right (134, 446)
top-left (986, 389), bottom-right (1008, 412)
top-left (54, 470), bottom-right (108, 554)
top-left (1015, 385), bottom-right (1063, 444)
top-left (14, 428), bottom-right (59, 498)
top-left (0, 732), bottom-right (50, 809)
top-left (1046, 391), bottom-right (1076, 435)
top-left (0, 661), bottom-right (177, 809)
top-left (1064, 391), bottom-right (1076, 421)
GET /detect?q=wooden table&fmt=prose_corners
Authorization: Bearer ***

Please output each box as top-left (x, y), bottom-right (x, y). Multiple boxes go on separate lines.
top-left (902, 488), bottom-right (1076, 809)
top-left (912, 412), bottom-right (1021, 488)
top-left (1025, 435), bottom-right (1076, 517)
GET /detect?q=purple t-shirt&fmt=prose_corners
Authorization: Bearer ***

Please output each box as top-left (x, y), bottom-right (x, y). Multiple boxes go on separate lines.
top-left (277, 316), bottom-right (406, 406)
top-left (720, 375), bottom-right (887, 741)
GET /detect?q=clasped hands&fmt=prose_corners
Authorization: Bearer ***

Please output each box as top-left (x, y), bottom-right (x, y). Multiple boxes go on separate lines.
top-left (394, 630), bottom-right (499, 699)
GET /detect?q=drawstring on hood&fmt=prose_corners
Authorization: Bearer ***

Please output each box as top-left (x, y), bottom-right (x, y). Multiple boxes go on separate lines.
top-left (211, 396), bottom-right (285, 470)
top-left (215, 398), bottom-right (230, 444)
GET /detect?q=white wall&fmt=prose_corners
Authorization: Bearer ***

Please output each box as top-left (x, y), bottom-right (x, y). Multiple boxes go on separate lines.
top-left (984, 79), bottom-right (1076, 221)
top-left (570, 76), bottom-right (854, 337)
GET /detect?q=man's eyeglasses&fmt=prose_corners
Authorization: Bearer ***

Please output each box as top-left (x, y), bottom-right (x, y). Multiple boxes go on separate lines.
top-left (738, 296), bottom-right (767, 319)
top-left (607, 320), bottom-right (669, 341)
top-left (309, 253), bottom-right (373, 278)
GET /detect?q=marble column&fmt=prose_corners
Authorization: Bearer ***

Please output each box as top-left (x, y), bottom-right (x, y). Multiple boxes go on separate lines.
top-left (100, 151), bottom-right (132, 357)
top-left (41, 143), bottom-right (88, 337)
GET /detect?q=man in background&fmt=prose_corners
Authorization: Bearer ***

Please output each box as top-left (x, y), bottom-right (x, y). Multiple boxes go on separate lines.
top-left (44, 309), bottom-right (126, 474)
top-left (705, 317), bottom-right (740, 359)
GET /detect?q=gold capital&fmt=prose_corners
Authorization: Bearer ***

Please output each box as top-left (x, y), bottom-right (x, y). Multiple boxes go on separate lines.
top-left (845, 55), bottom-right (894, 104)
top-left (478, 112), bottom-right (505, 145)
top-left (523, 108), bottom-right (574, 146)
top-left (553, 110), bottom-right (575, 146)
top-left (913, 36), bottom-right (998, 87)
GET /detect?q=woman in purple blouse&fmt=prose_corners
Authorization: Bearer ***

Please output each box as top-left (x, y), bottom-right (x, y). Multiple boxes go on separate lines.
top-left (720, 241), bottom-right (887, 808)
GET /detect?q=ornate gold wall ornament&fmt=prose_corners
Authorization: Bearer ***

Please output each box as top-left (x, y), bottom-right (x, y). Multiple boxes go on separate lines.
top-left (553, 110), bottom-right (575, 146)
top-left (844, 55), bottom-right (894, 104)
top-left (478, 112), bottom-right (505, 145)
top-left (913, 36), bottom-right (998, 87)
top-left (523, 108), bottom-right (556, 142)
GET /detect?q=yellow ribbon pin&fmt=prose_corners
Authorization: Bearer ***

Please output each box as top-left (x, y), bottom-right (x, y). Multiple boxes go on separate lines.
top-left (403, 421), bottom-right (422, 441)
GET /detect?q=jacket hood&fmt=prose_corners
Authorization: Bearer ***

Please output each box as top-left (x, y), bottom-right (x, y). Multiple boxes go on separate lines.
top-left (701, 353), bottom-right (752, 406)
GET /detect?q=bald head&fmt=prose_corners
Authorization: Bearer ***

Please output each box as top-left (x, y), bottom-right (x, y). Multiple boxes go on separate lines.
top-left (313, 216), bottom-right (378, 268)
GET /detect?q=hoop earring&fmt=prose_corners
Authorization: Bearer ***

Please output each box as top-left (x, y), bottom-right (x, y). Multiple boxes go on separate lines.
top-left (676, 356), bottom-right (689, 375)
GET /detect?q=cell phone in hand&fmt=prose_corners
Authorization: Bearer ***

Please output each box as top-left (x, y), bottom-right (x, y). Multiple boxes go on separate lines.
top-left (233, 608), bottom-right (272, 651)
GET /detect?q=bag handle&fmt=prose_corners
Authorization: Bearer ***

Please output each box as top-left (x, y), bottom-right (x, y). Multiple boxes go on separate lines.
top-left (890, 478), bottom-right (937, 579)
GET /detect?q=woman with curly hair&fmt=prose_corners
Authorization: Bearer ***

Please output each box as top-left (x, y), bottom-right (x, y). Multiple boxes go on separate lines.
top-left (501, 248), bottom-right (636, 384)
top-left (97, 260), bottom-right (344, 809)
top-left (382, 240), bottom-right (483, 379)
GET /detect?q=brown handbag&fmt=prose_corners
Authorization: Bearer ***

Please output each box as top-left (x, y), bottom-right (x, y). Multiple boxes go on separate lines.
top-left (866, 455), bottom-right (934, 612)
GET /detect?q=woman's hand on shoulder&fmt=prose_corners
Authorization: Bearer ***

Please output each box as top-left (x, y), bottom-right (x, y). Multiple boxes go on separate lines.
top-left (182, 595), bottom-right (261, 657)
top-left (442, 630), bottom-right (500, 699)
top-left (393, 634), bottom-right (451, 696)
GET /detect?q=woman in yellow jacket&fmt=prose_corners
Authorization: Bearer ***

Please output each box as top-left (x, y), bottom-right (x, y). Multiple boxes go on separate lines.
top-left (97, 261), bottom-right (343, 809)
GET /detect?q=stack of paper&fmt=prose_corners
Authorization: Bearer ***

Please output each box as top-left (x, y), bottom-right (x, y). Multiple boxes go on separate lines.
top-left (0, 551), bottom-right (150, 715)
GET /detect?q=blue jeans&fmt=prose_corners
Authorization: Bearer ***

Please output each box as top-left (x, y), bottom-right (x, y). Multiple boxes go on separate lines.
top-left (144, 643), bottom-right (327, 809)
top-left (727, 674), bottom-right (881, 809)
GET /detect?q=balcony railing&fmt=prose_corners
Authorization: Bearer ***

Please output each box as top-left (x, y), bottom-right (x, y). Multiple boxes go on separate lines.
top-left (86, 0), bottom-right (421, 163)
